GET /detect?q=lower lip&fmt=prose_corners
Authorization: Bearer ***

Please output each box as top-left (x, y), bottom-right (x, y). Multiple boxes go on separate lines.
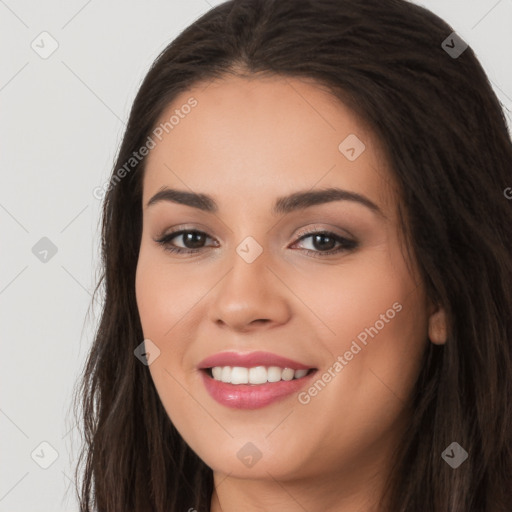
top-left (200, 369), bottom-right (317, 409)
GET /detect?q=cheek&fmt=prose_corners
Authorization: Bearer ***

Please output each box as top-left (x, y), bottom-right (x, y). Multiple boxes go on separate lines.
top-left (135, 245), bottom-right (199, 341)
top-left (346, 294), bottom-right (428, 390)
top-left (299, 246), bottom-right (418, 348)
top-left (293, 289), bottom-right (428, 472)
top-left (135, 251), bottom-right (202, 437)
top-left (135, 248), bottom-right (209, 391)
top-left (312, 276), bottom-right (428, 417)
top-left (308, 244), bottom-right (428, 409)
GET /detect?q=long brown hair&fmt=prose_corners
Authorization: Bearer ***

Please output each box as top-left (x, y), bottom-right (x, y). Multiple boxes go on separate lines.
top-left (74, 0), bottom-right (512, 510)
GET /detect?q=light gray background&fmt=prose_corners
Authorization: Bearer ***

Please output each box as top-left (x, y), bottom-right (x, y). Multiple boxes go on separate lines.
top-left (1, 1), bottom-right (511, 510)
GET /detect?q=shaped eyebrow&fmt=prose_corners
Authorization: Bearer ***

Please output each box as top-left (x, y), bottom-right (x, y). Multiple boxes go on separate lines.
top-left (146, 186), bottom-right (385, 218)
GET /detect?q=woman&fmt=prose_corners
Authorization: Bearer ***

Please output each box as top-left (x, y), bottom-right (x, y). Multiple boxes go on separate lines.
top-left (74, 0), bottom-right (512, 510)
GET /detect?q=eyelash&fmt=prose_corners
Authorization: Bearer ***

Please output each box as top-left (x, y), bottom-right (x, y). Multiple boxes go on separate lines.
top-left (154, 227), bottom-right (358, 258)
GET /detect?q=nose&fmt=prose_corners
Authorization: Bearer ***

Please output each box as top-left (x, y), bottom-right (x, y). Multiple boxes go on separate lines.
top-left (207, 244), bottom-right (291, 333)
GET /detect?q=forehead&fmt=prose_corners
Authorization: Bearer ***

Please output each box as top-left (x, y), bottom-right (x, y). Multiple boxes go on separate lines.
top-left (142, 74), bottom-right (395, 215)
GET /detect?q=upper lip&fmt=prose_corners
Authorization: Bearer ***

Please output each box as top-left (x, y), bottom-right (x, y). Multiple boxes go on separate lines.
top-left (197, 351), bottom-right (316, 370)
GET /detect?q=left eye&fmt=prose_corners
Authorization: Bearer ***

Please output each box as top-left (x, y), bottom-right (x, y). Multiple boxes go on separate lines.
top-left (293, 231), bottom-right (358, 256)
top-left (155, 229), bottom-right (358, 257)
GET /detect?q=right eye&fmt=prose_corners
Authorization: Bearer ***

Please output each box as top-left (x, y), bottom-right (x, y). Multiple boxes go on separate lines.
top-left (154, 229), bottom-right (217, 254)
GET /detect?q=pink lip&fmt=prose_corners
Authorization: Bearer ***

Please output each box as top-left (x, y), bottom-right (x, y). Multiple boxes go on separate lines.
top-left (200, 369), bottom-right (318, 409)
top-left (197, 350), bottom-right (314, 370)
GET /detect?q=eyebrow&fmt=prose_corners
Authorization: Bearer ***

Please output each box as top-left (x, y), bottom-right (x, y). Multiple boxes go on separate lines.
top-left (146, 186), bottom-right (385, 218)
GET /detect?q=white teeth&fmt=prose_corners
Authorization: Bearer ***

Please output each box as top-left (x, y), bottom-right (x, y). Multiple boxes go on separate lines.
top-left (281, 368), bottom-right (295, 381)
top-left (249, 366), bottom-right (268, 385)
top-left (209, 366), bottom-right (312, 384)
top-left (221, 366), bottom-right (231, 383)
top-left (231, 367), bottom-right (248, 384)
top-left (267, 366), bottom-right (282, 382)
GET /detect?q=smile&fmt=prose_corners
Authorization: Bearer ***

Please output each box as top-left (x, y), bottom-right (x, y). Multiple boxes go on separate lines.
top-left (200, 366), bottom-right (318, 409)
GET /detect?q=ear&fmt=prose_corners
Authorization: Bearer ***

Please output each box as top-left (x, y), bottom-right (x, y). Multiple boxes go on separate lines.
top-left (427, 303), bottom-right (448, 345)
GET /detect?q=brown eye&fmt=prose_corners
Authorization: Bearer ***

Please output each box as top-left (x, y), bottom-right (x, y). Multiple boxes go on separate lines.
top-left (292, 230), bottom-right (358, 257)
top-left (155, 230), bottom-right (215, 254)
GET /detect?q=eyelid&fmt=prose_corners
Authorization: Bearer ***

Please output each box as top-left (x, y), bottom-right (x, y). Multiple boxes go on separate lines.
top-left (156, 224), bottom-right (217, 240)
top-left (292, 223), bottom-right (355, 241)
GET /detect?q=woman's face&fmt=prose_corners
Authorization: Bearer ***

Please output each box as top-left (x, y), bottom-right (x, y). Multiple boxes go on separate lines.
top-left (135, 75), bottom-right (438, 485)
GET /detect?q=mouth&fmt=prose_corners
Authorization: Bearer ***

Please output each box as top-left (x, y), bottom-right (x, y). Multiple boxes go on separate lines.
top-left (199, 366), bottom-right (319, 409)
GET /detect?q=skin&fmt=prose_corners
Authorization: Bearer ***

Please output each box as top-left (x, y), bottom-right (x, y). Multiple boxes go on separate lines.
top-left (135, 74), bottom-right (447, 512)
